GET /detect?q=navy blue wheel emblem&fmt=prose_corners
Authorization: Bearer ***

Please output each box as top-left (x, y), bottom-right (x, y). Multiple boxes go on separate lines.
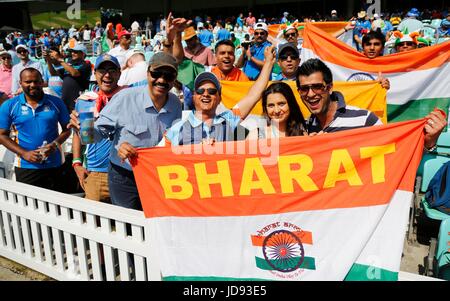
top-left (262, 230), bottom-right (304, 273)
top-left (347, 72), bottom-right (375, 81)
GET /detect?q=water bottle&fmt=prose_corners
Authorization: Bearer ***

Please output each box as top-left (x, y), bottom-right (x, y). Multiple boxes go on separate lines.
top-left (39, 140), bottom-right (48, 163)
top-left (76, 94), bottom-right (96, 145)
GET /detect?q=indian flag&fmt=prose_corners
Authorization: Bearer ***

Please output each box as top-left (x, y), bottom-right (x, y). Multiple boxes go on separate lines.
top-left (300, 22), bottom-right (450, 122)
top-left (132, 119), bottom-right (425, 280)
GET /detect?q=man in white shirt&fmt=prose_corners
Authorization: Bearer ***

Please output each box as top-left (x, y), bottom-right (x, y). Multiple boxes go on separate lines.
top-left (118, 49), bottom-right (148, 86)
top-left (108, 30), bottom-right (133, 69)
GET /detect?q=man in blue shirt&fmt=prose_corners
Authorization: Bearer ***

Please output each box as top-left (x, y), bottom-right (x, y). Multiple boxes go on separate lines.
top-left (353, 11), bottom-right (372, 51)
top-left (69, 52), bottom-right (182, 210)
top-left (198, 23), bottom-right (214, 47)
top-left (0, 68), bottom-right (70, 191)
top-left (237, 22), bottom-right (272, 80)
top-left (216, 22), bottom-right (231, 42)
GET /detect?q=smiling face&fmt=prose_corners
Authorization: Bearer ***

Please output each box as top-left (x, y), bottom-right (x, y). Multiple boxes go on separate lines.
top-left (95, 61), bottom-right (121, 94)
top-left (147, 66), bottom-right (177, 99)
top-left (193, 81), bottom-right (221, 118)
top-left (284, 29), bottom-right (298, 43)
top-left (215, 44), bottom-right (235, 74)
top-left (20, 69), bottom-right (44, 100)
top-left (16, 48), bottom-right (29, 60)
top-left (298, 71), bottom-right (332, 117)
top-left (254, 30), bottom-right (267, 44)
top-left (265, 93), bottom-right (290, 126)
top-left (362, 38), bottom-right (384, 58)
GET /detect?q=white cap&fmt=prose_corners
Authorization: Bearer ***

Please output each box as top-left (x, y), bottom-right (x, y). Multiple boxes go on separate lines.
top-left (331, 10), bottom-right (337, 14)
top-left (254, 22), bottom-right (268, 32)
top-left (373, 13), bottom-right (380, 19)
top-left (15, 44), bottom-right (28, 52)
top-left (283, 12), bottom-right (289, 16)
top-left (197, 22), bottom-right (204, 29)
top-left (125, 48), bottom-right (145, 62)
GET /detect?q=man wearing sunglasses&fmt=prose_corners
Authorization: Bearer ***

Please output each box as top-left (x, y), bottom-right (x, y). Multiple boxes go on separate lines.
top-left (71, 54), bottom-right (125, 203)
top-left (11, 45), bottom-right (43, 96)
top-left (296, 59), bottom-right (446, 152)
top-left (237, 22), bottom-right (272, 81)
top-left (108, 30), bottom-right (133, 69)
top-left (0, 51), bottom-right (13, 101)
top-left (69, 52), bottom-right (182, 210)
top-left (274, 43), bottom-right (300, 81)
top-left (164, 46), bottom-right (275, 146)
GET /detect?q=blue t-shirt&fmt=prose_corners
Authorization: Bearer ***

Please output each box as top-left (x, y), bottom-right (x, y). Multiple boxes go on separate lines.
top-left (243, 41), bottom-right (272, 80)
top-left (75, 96), bottom-right (113, 173)
top-left (43, 65), bottom-right (64, 97)
top-left (0, 94), bottom-right (70, 169)
top-left (216, 28), bottom-right (231, 42)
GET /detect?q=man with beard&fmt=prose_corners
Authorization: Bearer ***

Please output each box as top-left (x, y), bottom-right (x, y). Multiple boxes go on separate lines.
top-left (0, 68), bottom-right (70, 190)
top-left (69, 52), bottom-right (182, 210)
top-left (237, 22), bottom-right (272, 80)
top-left (211, 40), bottom-right (249, 81)
top-left (181, 26), bottom-right (215, 66)
top-left (11, 45), bottom-right (43, 96)
top-left (71, 54), bottom-right (126, 203)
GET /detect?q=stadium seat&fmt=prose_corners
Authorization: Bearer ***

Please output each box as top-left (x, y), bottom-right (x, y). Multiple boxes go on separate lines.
top-left (434, 218), bottom-right (450, 280)
top-left (419, 156), bottom-right (450, 277)
top-left (436, 131), bottom-right (450, 153)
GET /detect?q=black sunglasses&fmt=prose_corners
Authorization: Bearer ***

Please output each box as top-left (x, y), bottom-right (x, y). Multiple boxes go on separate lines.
top-left (279, 53), bottom-right (299, 60)
top-left (149, 70), bottom-right (177, 81)
top-left (298, 83), bottom-right (328, 95)
top-left (284, 32), bottom-right (297, 38)
top-left (254, 31), bottom-right (266, 36)
top-left (17, 49), bottom-right (28, 54)
top-left (195, 88), bottom-right (218, 95)
top-left (397, 42), bottom-right (415, 47)
top-left (96, 67), bottom-right (120, 75)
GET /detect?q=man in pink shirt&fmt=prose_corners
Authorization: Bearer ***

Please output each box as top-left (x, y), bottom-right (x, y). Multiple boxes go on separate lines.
top-left (0, 50), bottom-right (13, 104)
top-left (246, 12), bottom-right (256, 28)
top-left (182, 26), bottom-right (215, 66)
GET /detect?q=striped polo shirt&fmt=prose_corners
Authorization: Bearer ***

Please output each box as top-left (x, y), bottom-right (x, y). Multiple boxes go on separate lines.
top-left (306, 91), bottom-right (382, 134)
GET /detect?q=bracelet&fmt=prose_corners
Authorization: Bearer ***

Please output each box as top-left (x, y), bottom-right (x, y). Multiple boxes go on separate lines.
top-left (424, 144), bottom-right (437, 153)
top-left (72, 158), bottom-right (82, 165)
top-left (72, 162), bottom-right (82, 168)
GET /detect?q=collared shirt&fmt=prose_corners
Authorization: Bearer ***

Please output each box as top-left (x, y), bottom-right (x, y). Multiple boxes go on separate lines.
top-left (94, 85), bottom-right (182, 170)
top-left (306, 91), bottom-right (382, 134)
top-left (211, 66), bottom-right (250, 81)
top-left (243, 40), bottom-right (272, 80)
top-left (0, 64), bottom-right (13, 97)
top-left (165, 109), bottom-right (242, 146)
top-left (11, 59), bottom-right (44, 95)
top-left (0, 93), bottom-right (70, 169)
top-left (108, 46), bottom-right (133, 68)
top-left (184, 45), bottom-right (216, 66)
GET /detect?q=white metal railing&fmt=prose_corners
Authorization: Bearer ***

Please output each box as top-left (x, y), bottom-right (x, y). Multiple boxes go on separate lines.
top-left (0, 178), bottom-right (161, 281)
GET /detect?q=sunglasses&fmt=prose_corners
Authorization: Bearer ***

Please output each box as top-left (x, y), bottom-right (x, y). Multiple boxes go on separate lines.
top-left (149, 70), bottom-right (177, 81)
top-left (17, 49), bottom-right (28, 54)
top-left (195, 88), bottom-right (218, 95)
top-left (397, 42), bottom-right (415, 47)
top-left (284, 32), bottom-right (297, 38)
top-left (279, 53), bottom-right (299, 60)
top-left (298, 83), bottom-right (328, 95)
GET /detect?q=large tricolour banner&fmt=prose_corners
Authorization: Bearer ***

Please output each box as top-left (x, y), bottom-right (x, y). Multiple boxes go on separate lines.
top-left (132, 120), bottom-right (425, 280)
top-left (300, 23), bottom-right (450, 123)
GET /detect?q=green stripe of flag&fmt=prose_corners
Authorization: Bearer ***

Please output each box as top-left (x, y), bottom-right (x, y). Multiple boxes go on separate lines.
top-left (255, 256), bottom-right (316, 271)
top-left (387, 98), bottom-right (450, 123)
top-left (344, 263), bottom-right (398, 281)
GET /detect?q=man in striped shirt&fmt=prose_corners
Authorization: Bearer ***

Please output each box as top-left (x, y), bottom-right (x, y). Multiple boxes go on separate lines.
top-left (296, 58), bottom-right (446, 151)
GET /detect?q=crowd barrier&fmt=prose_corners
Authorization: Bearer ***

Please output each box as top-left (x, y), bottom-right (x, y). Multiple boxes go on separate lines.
top-left (0, 178), bottom-right (161, 281)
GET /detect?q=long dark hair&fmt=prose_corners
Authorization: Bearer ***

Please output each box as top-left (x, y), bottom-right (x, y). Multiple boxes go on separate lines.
top-left (262, 82), bottom-right (306, 137)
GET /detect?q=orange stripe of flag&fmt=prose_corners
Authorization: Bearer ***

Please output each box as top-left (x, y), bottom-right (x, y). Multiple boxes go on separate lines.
top-left (251, 231), bottom-right (313, 246)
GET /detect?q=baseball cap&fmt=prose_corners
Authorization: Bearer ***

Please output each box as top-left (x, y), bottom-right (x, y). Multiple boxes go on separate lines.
top-left (0, 50), bottom-right (10, 57)
top-left (407, 8), bottom-right (420, 18)
top-left (194, 72), bottom-right (222, 95)
top-left (278, 43), bottom-right (299, 58)
top-left (118, 30), bottom-right (131, 40)
top-left (357, 11), bottom-right (367, 19)
top-left (16, 44), bottom-right (28, 52)
top-left (254, 22), bottom-right (268, 32)
top-left (148, 52), bottom-right (178, 72)
top-left (197, 22), bottom-right (204, 29)
top-left (94, 53), bottom-right (120, 70)
top-left (331, 10), bottom-right (337, 15)
top-left (70, 43), bottom-right (87, 54)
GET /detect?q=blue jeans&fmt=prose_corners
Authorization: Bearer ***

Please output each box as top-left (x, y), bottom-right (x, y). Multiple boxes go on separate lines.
top-left (108, 163), bottom-right (142, 210)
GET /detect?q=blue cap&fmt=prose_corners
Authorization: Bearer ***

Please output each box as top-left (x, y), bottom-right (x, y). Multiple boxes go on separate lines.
top-left (94, 53), bottom-right (120, 70)
top-left (407, 8), bottom-right (420, 17)
top-left (70, 43), bottom-right (87, 54)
